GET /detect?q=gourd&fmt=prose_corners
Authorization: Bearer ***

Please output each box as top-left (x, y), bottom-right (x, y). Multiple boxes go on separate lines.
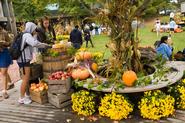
top-left (72, 68), bottom-right (90, 80)
top-left (122, 70), bottom-right (137, 87)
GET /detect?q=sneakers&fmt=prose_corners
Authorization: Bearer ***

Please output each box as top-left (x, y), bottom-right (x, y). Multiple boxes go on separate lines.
top-left (18, 97), bottom-right (32, 105)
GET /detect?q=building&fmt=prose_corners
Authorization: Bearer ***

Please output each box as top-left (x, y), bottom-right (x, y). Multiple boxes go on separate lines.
top-left (0, 0), bottom-right (17, 35)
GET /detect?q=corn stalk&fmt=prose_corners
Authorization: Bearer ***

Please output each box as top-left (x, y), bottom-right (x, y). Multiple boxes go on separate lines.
top-left (96, 0), bottom-right (151, 79)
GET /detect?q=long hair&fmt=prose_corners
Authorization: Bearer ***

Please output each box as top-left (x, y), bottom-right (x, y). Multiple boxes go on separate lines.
top-left (159, 36), bottom-right (168, 46)
top-left (40, 16), bottom-right (52, 31)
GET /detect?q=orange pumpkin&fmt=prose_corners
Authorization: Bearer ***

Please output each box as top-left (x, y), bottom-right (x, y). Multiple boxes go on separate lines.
top-left (83, 52), bottom-right (92, 60)
top-left (122, 70), bottom-right (137, 87)
top-left (72, 68), bottom-right (90, 80)
top-left (91, 63), bottom-right (98, 72)
top-left (76, 51), bottom-right (92, 60)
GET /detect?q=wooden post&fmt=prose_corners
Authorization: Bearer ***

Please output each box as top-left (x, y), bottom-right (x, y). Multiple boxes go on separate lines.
top-left (0, 1), bottom-right (4, 17)
top-left (8, 0), bottom-right (17, 35)
top-left (1, 0), bottom-right (17, 35)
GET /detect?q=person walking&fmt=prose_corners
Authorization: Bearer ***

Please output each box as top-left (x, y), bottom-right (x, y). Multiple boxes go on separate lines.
top-left (17, 22), bottom-right (49, 104)
top-left (170, 12), bottom-right (175, 20)
top-left (0, 23), bottom-right (12, 99)
top-left (84, 26), bottom-right (94, 48)
top-left (70, 25), bottom-right (83, 49)
top-left (155, 19), bottom-right (161, 37)
top-left (169, 18), bottom-right (176, 35)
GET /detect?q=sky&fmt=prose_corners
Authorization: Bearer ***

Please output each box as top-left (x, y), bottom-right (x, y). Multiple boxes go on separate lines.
top-left (171, 0), bottom-right (178, 3)
top-left (46, 3), bottom-right (59, 10)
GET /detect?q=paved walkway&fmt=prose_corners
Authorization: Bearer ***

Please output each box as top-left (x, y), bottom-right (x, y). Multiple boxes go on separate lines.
top-left (0, 61), bottom-right (20, 91)
top-left (0, 81), bottom-right (185, 123)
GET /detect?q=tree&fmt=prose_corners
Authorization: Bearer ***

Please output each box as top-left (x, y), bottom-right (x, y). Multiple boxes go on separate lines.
top-left (143, 0), bottom-right (176, 17)
top-left (57, 0), bottom-right (94, 17)
top-left (12, 0), bottom-right (54, 21)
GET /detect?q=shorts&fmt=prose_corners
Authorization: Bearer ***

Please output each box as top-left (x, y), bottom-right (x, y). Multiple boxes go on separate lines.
top-left (170, 28), bottom-right (174, 31)
top-left (0, 48), bottom-right (13, 68)
top-left (17, 62), bottom-right (31, 68)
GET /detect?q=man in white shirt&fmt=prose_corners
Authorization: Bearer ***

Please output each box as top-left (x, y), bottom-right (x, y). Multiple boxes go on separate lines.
top-left (170, 12), bottom-right (175, 19)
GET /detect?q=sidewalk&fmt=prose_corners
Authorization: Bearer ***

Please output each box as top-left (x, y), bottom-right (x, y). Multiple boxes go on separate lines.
top-left (0, 81), bottom-right (185, 123)
top-left (0, 61), bottom-right (20, 91)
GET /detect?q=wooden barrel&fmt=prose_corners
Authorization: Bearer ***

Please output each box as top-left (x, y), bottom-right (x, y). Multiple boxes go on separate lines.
top-left (42, 54), bottom-right (71, 78)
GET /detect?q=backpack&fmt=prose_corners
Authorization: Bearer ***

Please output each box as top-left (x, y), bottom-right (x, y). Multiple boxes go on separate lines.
top-left (9, 33), bottom-right (27, 60)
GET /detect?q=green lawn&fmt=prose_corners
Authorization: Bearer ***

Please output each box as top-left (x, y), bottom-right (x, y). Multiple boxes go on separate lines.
top-left (82, 24), bottom-right (185, 59)
top-left (139, 24), bottom-right (185, 53)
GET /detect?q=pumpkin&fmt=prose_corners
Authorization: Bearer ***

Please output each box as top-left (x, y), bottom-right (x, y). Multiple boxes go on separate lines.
top-left (175, 28), bottom-right (183, 33)
top-left (83, 52), bottom-right (92, 60)
top-left (76, 51), bottom-right (92, 60)
top-left (72, 68), bottom-right (90, 80)
top-left (91, 63), bottom-right (98, 72)
top-left (122, 70), bottom-right (137, 87)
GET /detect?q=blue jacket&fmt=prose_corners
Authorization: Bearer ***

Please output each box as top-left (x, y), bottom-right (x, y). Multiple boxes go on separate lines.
top-left (156, 43), bottom-right (172, 60)
top-left (70, 28), bottom-right (83, 45)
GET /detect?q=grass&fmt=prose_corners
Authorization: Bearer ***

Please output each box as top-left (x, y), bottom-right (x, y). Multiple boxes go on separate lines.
top-left (139, 24), bottom-right (185, 53)
top-left (82, 35), bottom-right (111, 58)
top-left (82, 23), bottom-right (185, 59)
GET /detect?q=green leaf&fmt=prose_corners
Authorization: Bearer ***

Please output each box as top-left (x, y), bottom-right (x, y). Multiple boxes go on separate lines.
top-left (87, 83), bottom-right (94, 89)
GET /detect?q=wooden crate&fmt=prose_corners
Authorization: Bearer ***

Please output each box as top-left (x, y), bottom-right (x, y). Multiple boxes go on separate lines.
top-left (30, 90), bottom-right (48, 104)
top-left (48, 90), bottom-right (73, 108)
top-left (30, 64), bottom-right (43, 81)
top-left (47, 78), bottom-right (72, 94)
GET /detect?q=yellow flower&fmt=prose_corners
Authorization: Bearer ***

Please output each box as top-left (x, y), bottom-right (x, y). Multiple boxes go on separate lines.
top-left (139, 90), bottom-right (175, 120)
top-left (99, 92), bottom-right (133, 120)
top-left (182, 79), bottom-right (185, 84)
top-left (78, 48), bottom-right (88, 52)
top-left (71, 90), bottom-right (96, 116)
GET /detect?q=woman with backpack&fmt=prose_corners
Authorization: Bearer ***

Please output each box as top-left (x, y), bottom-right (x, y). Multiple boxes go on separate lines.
top-left (0, 23), bottom-right (12, 99)
top-left (17, 22), bottom-right (49, 104)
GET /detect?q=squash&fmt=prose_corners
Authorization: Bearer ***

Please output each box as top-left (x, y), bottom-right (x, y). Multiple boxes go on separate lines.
top-left (91, 63), bottom-right (98, 72)
top-left (72, 68), bottom-right (90, 80)
top-left (175, 28), bottom-right (183, 33)
top-left (83, 52), bottom-right (92, 60)
top-left (122, 70), bottom-right (137, 87)
top-left (76, 51), bottom-right (92, 60)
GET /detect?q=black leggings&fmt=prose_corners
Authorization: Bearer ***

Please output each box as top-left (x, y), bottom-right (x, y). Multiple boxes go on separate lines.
top-left (86, 39), bottom-right (94, 48)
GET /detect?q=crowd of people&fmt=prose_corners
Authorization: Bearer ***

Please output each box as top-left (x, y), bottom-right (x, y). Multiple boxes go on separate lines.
top-left (154, 12), bottom-right (182, 37)
top-left (0, 16), bottom-right (184, 104)
top-left (0, 16), bottom-right (99, 103)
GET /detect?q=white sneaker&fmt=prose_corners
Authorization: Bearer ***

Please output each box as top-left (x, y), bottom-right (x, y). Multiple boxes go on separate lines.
top-left (18, 97), bottom-right (32, 105)
top-left (23, 96), bottom-right (32, 104)
top-left (18, 98), bottom-right (24, 104)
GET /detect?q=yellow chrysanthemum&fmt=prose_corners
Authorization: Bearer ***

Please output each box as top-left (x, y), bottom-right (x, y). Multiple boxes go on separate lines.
top-left (71, 90), bottom-right (96, 116)
top-left (139, 90), bottom-right (175, 120)
top-left (99, 92), bottom-right (133, 120)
